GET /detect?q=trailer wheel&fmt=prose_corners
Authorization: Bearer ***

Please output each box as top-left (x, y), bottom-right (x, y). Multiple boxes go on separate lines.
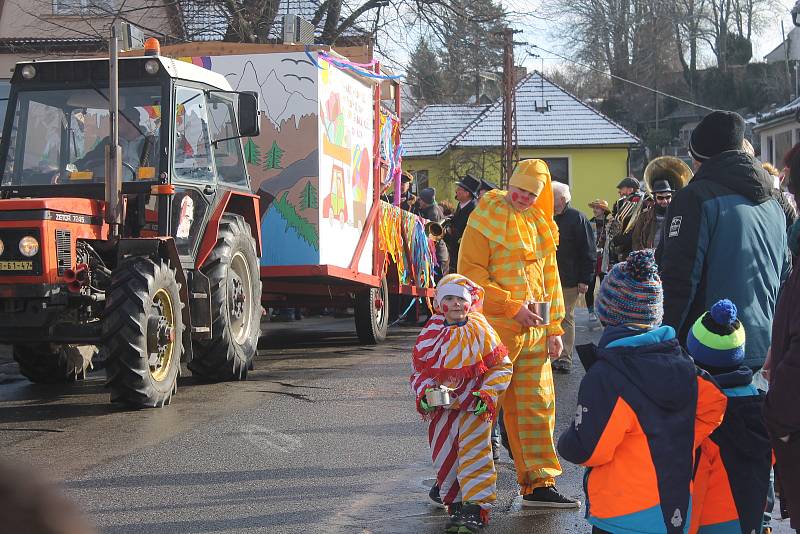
top-left (354, 277), bottom-right (389, 344)
top-left (12, 344), bottom-right (92, 383)
top-left (103, 257), bottom-right (183, 408)
top-left (189, 214), bottom-right (261, 381)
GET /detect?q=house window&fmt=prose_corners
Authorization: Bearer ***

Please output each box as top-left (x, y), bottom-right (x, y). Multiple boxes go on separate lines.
top-left (767, 136), bottom-right (774, 165)
top-left (537, 157), bottom-right (570, 185)
top-left (775, 131), bottom-right (793, 167)
top-left (414, 170), bottom-right (429, 190)
top-left (52, 0), bottom-right (118, 16)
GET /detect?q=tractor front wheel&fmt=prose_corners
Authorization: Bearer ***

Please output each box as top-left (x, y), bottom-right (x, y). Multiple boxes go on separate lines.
top-left (189, 214), bottom-right (261, 381)
top-left (12, 344), bottom-right (93, 383)
top-left (103, 258), bottom-right (183, 408)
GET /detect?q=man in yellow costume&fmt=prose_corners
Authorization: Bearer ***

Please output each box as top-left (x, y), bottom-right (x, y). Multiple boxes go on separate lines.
top-left (458, 159), bottom-right (581, 509)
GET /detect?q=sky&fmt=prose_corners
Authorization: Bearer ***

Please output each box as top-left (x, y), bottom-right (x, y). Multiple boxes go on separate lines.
top-left (376, 0), bottom-right (800, 75)
top-left (508, 0), bottom-right (799, 71)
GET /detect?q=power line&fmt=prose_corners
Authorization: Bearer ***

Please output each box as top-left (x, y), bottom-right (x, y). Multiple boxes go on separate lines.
top-left (528, 44), bottom-right (714, 112)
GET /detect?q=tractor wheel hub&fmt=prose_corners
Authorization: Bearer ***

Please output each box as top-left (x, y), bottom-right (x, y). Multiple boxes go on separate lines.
top-left (230, 276), bottom-right (246, 320)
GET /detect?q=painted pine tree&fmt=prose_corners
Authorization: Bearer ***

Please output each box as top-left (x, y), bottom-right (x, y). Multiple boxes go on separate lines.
top-left (243, 138), bottom-right (261, 165)
top-left (299, 181), bottom-right (319, 210)
top-left (264, 141), bottom-right (284, 170)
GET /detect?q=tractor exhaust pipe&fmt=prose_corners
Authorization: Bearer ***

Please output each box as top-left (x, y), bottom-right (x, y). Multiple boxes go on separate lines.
top-left (104, 23), bottom-right (122, 237)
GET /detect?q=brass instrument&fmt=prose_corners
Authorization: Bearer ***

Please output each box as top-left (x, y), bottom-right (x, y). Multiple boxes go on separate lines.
top-left (621, 156), bottom-right (693, 234)
top-left (643, 156), bottom-right (693, 195)
top-left (425, 220), bottom-right (445, 241)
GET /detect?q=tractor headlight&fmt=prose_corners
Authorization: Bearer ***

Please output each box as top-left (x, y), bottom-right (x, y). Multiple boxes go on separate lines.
top-left (18, 236), bottom-right (39, 257)
top-left (0, 239), bottom-right (4, 256)
top-left (20, 64), bottom-right (36, 80)
top-left (144, 59), bottom-right (160, 75)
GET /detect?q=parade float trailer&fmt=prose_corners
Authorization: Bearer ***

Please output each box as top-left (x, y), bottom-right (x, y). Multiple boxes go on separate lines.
top-left (0, 35), bottom-right (433, 407)
top-left (158, 43), bottom-right (437, 344)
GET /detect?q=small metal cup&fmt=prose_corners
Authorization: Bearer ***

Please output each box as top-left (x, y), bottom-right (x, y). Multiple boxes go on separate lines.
top-left (527, 301), bottom-right (551, 325)
top-left (425, 386), bottom-right (454, 407)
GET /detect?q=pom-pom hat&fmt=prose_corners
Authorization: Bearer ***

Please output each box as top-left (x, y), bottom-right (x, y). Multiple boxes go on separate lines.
top-left (596, 249), bottom-right (663, 327)
top-left (434, 274), bottom-right (484, 311)
top-left (686, 299), bottom-right (746, 370)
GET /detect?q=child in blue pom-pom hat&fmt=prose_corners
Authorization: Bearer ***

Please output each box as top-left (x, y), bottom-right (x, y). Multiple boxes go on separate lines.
top-left (686, 299), bottom-right (772, 534)
top-left (558, 250), bottom-right (727, 534)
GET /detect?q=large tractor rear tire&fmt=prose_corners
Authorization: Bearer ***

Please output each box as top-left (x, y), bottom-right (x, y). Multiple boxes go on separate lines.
top-left (354, 277), bottom-right (389, 345)
top-left (104, 257), bottom-right (183, 408)
top-left (12, 344), bottom-right (92, 383)
top-left (189, 214), bottom-right (261, 381)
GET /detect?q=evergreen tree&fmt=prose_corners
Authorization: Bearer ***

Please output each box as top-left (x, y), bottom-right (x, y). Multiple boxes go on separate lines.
top-left (407, 0), bottom-right (507, 105)
top-left (264, 141), bottom-right (284, 170)
top-left (407, 37), bottom-right (446, 106)
top-left (438, 0), bottom-right (507, 103)
top-left (299, 181), bottom-right (319, 210)
top-left (243, 138), bottom-right (260, 165)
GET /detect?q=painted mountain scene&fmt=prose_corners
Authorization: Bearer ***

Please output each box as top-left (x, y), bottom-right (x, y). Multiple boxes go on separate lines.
top-left (200, 53), bottom-right (321, 266)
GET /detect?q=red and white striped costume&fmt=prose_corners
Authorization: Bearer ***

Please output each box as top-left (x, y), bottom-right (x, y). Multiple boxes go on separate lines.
top-left (411, 299), bottom-right (512, 515)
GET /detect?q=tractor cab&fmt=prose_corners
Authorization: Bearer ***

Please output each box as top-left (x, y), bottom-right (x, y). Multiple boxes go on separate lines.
top-left (1, 55), bottom-right (258, 256)
top-left (0, 47), bottom-right (264, 408)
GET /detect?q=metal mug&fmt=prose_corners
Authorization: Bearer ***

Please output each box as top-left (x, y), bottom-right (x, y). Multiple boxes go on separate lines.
top-left (425, 386), bottom-right (454, 407)
top-left (527, 301), bottom-right (551, 326)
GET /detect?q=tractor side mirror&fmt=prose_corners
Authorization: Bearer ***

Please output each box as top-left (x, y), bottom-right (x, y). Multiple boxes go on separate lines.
top-left (237, 91), bottom-right (260, 137)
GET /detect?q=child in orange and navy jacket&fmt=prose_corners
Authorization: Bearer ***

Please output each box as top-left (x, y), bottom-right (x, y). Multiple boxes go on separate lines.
top-left (557, 250), bottom-right (727, 534)
top-left (686, 299), bottom-right (772, 534)
top-left (410, 274), bottom-right (512, 534)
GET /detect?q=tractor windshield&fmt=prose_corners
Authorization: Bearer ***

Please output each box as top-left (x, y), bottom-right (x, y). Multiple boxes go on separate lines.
top-left (1, 85), bottom-right (162, 186)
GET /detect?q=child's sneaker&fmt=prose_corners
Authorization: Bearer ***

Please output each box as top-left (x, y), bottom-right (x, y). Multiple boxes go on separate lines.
top-left (428, 483), bottom-right (445, 509)
top-left (521, 486), bottom-right (581, 509)
top-left (445, 502), bottom-right (463, 532)
top-left (457, 503), bottom-right (486, 532)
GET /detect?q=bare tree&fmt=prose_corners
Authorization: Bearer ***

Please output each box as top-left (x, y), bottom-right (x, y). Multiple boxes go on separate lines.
top-left (673, 0), bottom-right (707, 98)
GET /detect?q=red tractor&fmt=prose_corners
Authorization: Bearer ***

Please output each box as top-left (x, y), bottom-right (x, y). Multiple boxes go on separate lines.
top-left (0, 40), bottom-right (263, 408)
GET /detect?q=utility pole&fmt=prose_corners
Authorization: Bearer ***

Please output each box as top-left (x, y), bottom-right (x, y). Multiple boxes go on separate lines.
top-left (499, 27), bottom-right (521, 188)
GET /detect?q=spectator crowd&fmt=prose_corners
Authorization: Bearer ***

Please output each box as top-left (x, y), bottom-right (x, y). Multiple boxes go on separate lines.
top-left (409, 109), bottom-right (800, 534)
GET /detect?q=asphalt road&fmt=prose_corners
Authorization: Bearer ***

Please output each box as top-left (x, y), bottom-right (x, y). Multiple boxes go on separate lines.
top-left (0, 310), bottom-right (793, 533)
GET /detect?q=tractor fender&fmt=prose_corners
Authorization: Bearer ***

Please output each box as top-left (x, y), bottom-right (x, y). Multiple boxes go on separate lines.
top-left (195, 191), bottom-right (261, 269)
top-left (116, 237), bottom-right (193, 363)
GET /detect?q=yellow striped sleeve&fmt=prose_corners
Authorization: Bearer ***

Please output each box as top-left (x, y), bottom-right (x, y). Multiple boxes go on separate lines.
top-left (458, 225), bottom-right (524, 318)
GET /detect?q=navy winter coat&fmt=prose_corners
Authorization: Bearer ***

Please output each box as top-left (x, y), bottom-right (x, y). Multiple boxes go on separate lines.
top-left (656, 151), bottom-right (790, 370)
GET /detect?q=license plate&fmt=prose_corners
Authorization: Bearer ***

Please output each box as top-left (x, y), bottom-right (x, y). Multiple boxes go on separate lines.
top-left (0, 261), bottom-right (33, 271)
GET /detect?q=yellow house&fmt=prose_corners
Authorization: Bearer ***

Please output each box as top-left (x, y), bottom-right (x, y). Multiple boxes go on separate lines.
top-left (401, 71), bottom-right (640, 216)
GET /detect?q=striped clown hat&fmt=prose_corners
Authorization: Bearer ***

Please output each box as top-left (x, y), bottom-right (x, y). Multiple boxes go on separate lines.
top-left (596, 249), bottom-right (663, 327)
top-left (687, 299), bottom-right (745, 370)
top-left (434, 274), bottom-right (484, 312)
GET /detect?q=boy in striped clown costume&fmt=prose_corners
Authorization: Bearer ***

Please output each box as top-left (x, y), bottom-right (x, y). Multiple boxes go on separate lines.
top-left (411, 274), bottom-right (512, 533)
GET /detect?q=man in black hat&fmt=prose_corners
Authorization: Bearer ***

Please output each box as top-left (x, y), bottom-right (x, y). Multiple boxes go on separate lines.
top-left (445, 174), bottom-right (481, 271)
top-left (607, 177), bottom-right (644, 262)
top-left (631, 179), bottom-right (673, 251)
top-left (657, 110), bottom-right (789, 376)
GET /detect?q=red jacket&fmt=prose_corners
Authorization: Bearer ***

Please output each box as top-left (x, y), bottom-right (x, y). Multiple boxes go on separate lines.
top-left (765, 263), bottom-right (800, 528)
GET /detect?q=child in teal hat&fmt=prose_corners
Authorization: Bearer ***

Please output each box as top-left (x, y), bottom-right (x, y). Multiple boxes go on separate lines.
top-left (687, 299), bottom-right (772, 534)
